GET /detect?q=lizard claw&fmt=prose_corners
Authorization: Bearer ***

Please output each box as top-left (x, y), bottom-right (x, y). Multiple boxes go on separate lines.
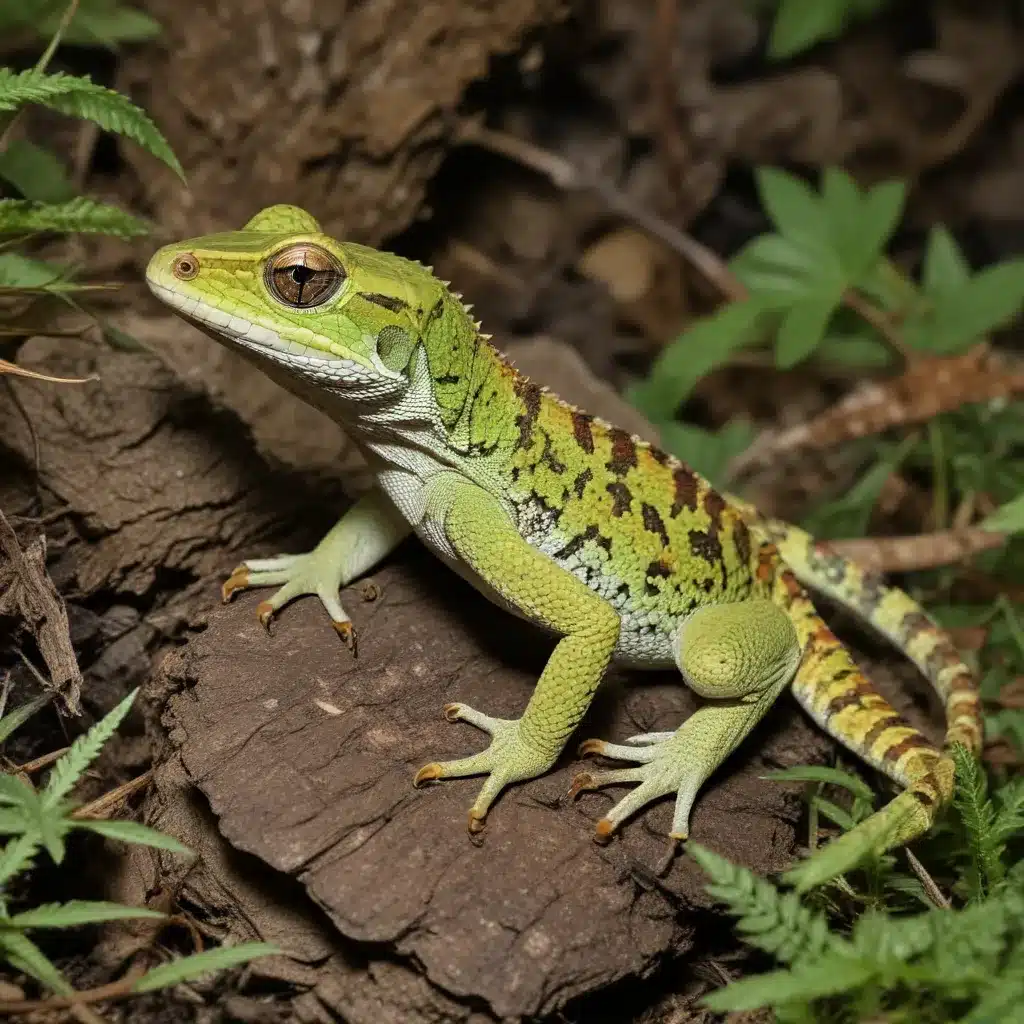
top-left (222, 565), bottom-right (250, 603)
top-left (257, 601), bottom-right (275, 632)
top-left (333, 619), bottom-right (357, 655)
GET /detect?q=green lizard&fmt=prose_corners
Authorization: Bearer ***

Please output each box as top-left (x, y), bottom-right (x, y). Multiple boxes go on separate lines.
top-left (147, 204), bottom-right (982, 888)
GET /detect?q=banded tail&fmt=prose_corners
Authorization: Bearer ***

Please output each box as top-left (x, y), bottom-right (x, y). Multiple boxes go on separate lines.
top-left (746, 504), bottom-right (982, 889)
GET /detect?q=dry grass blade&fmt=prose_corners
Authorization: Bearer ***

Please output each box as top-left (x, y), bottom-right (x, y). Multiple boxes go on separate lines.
top-left (733, 346), bottom-right (1024, 472)
top-left (0, 356), bottom-right (97, 383)
top-left (826, 526), bottom-right (1008, 573)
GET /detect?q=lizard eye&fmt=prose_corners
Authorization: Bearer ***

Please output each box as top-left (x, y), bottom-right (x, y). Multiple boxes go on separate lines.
top-left (172, 253), bottom-right (199, 280)
top-left (265, 244), bottom-right (345, 308)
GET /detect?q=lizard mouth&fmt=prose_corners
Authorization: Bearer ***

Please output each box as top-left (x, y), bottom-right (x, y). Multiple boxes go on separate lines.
top-left (146, 275), bottom-right (371, 377)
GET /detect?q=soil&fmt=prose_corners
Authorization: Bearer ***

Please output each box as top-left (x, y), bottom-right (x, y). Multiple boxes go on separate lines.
top-left (1, 0), bottom-right (1022, 1020)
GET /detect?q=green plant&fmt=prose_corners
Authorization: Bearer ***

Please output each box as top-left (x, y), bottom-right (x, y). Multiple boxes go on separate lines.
top-left (756, 0), bottom-right (892, 60)
top-left (0, 688), bottom-right (276, 1005)
top-left (0, 0), bottom-right (183, 368)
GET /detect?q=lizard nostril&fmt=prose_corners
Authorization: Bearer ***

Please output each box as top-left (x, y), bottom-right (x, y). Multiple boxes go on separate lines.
top-left (172, 253), bottom-right (199, 280)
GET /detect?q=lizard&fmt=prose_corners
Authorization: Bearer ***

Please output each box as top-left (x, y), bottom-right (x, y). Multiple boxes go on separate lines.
top-left (146, 203), bottom-right (982, 889)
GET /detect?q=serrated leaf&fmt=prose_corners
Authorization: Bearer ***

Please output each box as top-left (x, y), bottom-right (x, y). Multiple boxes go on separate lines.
top-left (41, 689), bottom-right (138, 811)
top-left (703, 953), bottom-right (876, 1011)
top-left (628, 299), bottom-right (765, 421)
top-left (0, 693), bottom-right (52, 745)
top-left (73, 818), bottom-right (191, 855)
top-left (775, 292), bottom-right (840, 368)
top-left (0, 773), bottom-right (39, 809)
top-left (0, 929), bottom-right (72, 994)
top-left (132, 942), bottom-right (280, 992)
top-left (0, 198), bottom-right (150, 238)
top-left (762, 765), bottom-right (875, 802)
top-left (0, 834), bottom-right (38, 887)
top-left (655, 420), bottom-right (754, 485)
top-left (0, 140), bottom-right (74, 203)
top-left (922, 225), bottom-right (970, 296)
top-left (8, 900), bottom-right (164, 929)
top-left (0, 69), bottom-right (183, 180)
top-left (754, 167), bottom-right (823, 245)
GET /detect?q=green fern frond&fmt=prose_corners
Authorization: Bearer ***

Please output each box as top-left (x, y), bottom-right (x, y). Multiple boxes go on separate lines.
top-left (0, 198), bottom-right (150, 238)
top-left (0, 929), bottom-right (72, 995)
top-left (0, 834), bottom-right (39, 888)
top-left (0, 69), bottom-right (183, 179)
top-left (951, 743), bottom-right (1003, 898)
top-left (132, 943), bottom-right (281, 993)
top-left (8, 900), bottom-right (164, 929)
top-left (41, 688), bottom-right (138, 811)
top-left (688, 843), bottom-right (838, 964)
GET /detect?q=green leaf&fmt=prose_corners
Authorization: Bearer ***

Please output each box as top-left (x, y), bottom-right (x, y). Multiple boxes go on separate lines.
top-left (0, 693), bottom-right (52, 745)
top-left (0, 773), bottom-right (39, 809)
top-left (0, 834), bottom-right (39, 887)
top-left (0, 69), bottom-right (183, 180)
top-left (0, 198), bottom-right (150, 238)
top-left (703, 953), bottom-right (876, 1011)
top-left (768, 0), bottom-right (845, 59)
top-left (980, 492), bottom-right (1024, 535)
top-left (922, 225), bottom-right (970, 296)
top-left (132, 942), bottom-right (280, 992)
top-left (754, 167), bottom-right (823, 245)
top-left (732, 234), bottom-right (844, 305)
top-left (72, 818), bottom-right (191, 855)
top-left (0, 929), bottom-right (72, 995)
top-left (907, 258), bottom-right (1024, 354)
top-left (0, 252), bottom-right (65, 289)
top-left (952, 742), bottom-right (1003, 898)
top-left (628, 299), bottom-right (765, 421)
top-left (688, 843), bottom-right (838, 965)
top-left (58, 3), bottom-right (162, 48)
top-left (8, 900), bottom-right (164, 930)
top-left (762, 765), bottom-right (875, 802)
top-left (841, 179), bottom-right (904, 279)
top-left (0, 140), bottom-right (75, 203)
top-left (774, 292), bottom-right (841, 368)
top-left (655, 420), bottom-right (755, 485)
top-left (41, 689), bottom-right (138, 811)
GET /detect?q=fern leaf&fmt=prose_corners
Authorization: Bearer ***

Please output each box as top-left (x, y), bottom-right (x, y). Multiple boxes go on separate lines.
top-left (0, 139), bottom-right (74, 203)
top-left (0, 930), bottom-right (72, 995)
top-left (0, 69), bottom-right (183, 180)
top-left (0, 834), bottom-right (38, 888)
top-left (952, 743), bottom-right (1003, 897)
top-left (0, 694), bottom-right (52, 745)
top-left (132, 943), bottom-right (280, 992)
top-left (9, 900), bottom-right (164, 929)
top-left (41, 689), bottom-right (138, 811)
top-left (0, 198), bottom-right (150, 238)
top-left (702, 952), bottom-right (876, 1012)
top-left (72, 818), bottom-right (191, 855)
top-left (688, 843), bottom-right (838, 964)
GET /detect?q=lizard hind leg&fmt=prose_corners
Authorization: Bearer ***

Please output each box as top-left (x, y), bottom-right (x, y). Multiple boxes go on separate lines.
top-left (572, 598), bottom-right (802, 843)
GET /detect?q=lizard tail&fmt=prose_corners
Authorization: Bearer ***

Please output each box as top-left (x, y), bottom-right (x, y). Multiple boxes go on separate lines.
top-left (736, 497), bottom-right (983, 756)
top-left (768, 562), bottom-right (955, 886)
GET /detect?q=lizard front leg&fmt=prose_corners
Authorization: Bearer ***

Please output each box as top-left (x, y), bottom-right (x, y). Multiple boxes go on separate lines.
top-left (413, 477), bottom-right (621, 834)
top-left (223, 487), bottom-right (410, 648)
top-left (572, 598), bottom-right (801, 842)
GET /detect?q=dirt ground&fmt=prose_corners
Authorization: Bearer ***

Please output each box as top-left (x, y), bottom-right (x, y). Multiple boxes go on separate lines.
top-left (1, 0), bottom-right (1022, 1021)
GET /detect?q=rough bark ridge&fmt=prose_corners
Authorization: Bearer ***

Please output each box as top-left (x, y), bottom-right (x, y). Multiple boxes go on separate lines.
top-left (119, 0), bottom-right (567, 243)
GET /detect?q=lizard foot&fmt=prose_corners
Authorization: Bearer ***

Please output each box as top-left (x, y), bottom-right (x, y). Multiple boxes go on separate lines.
top-left (222, 550), bottom-right (355, 649)
top-left (414, 703), bottom-right (556, 835)
top-left (570, 729), bottom-right (704, 844)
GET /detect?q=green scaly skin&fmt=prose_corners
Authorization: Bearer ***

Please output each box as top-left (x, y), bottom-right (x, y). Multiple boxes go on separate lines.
top-left (147, 205), bottom-right (982, 888)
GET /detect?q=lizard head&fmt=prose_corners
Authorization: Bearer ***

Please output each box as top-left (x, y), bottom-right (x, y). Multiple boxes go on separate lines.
top-left (146, 204), bottom-right (450, 405)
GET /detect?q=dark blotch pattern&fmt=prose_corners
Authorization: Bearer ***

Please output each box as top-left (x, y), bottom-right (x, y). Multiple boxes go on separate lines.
top-left (572, 412), bottom-right (595, 454)
top-left (641, 503), bottom-right (669, 546)
top-left (606, 429), bottom-right (638, 475)
top-left (670, 468), bottom-right (699, 518)
top-left (361, 292), bottom-right (409, 313)
top-left (607, 482), bottom-right (632, 517)
top-left (514, 379), bottom-right (543, 450)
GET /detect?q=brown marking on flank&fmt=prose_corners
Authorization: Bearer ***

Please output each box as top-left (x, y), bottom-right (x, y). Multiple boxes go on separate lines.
top-left (362, 292), bottom-right (409, 313)
top-left (669, 468), bottom-right (699, 518)
top-left (645, 558), bottom-right (673, 596)
top-left (688, 527), bottom-right (723, 568)
top-left (572, 468), bottom-right (593, 499)
top-left (606, 429), bottom-right (638, 475)
top-left (756, 543), bottom-right (779, 583)
top-left (899, 611), bottom-right (933, 642)
top-left (554, 524), bottom-right (599, 561)
top-left (734, 520), bottom-right (752, 570)
top-left (826, 679), bottom-right (878, 716)
top-left (650, 447), bottom-right (672, 466)
top-left (538, 430), bottom-right (567, 474)
top-left (641, 503), bottom-right (669, 546)
top-left (607, 482), bottom-right (633, 517)
top-left (514, 378), bottom-right (543, 450)
top-left (572, 412), bottom-right (595, 454)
